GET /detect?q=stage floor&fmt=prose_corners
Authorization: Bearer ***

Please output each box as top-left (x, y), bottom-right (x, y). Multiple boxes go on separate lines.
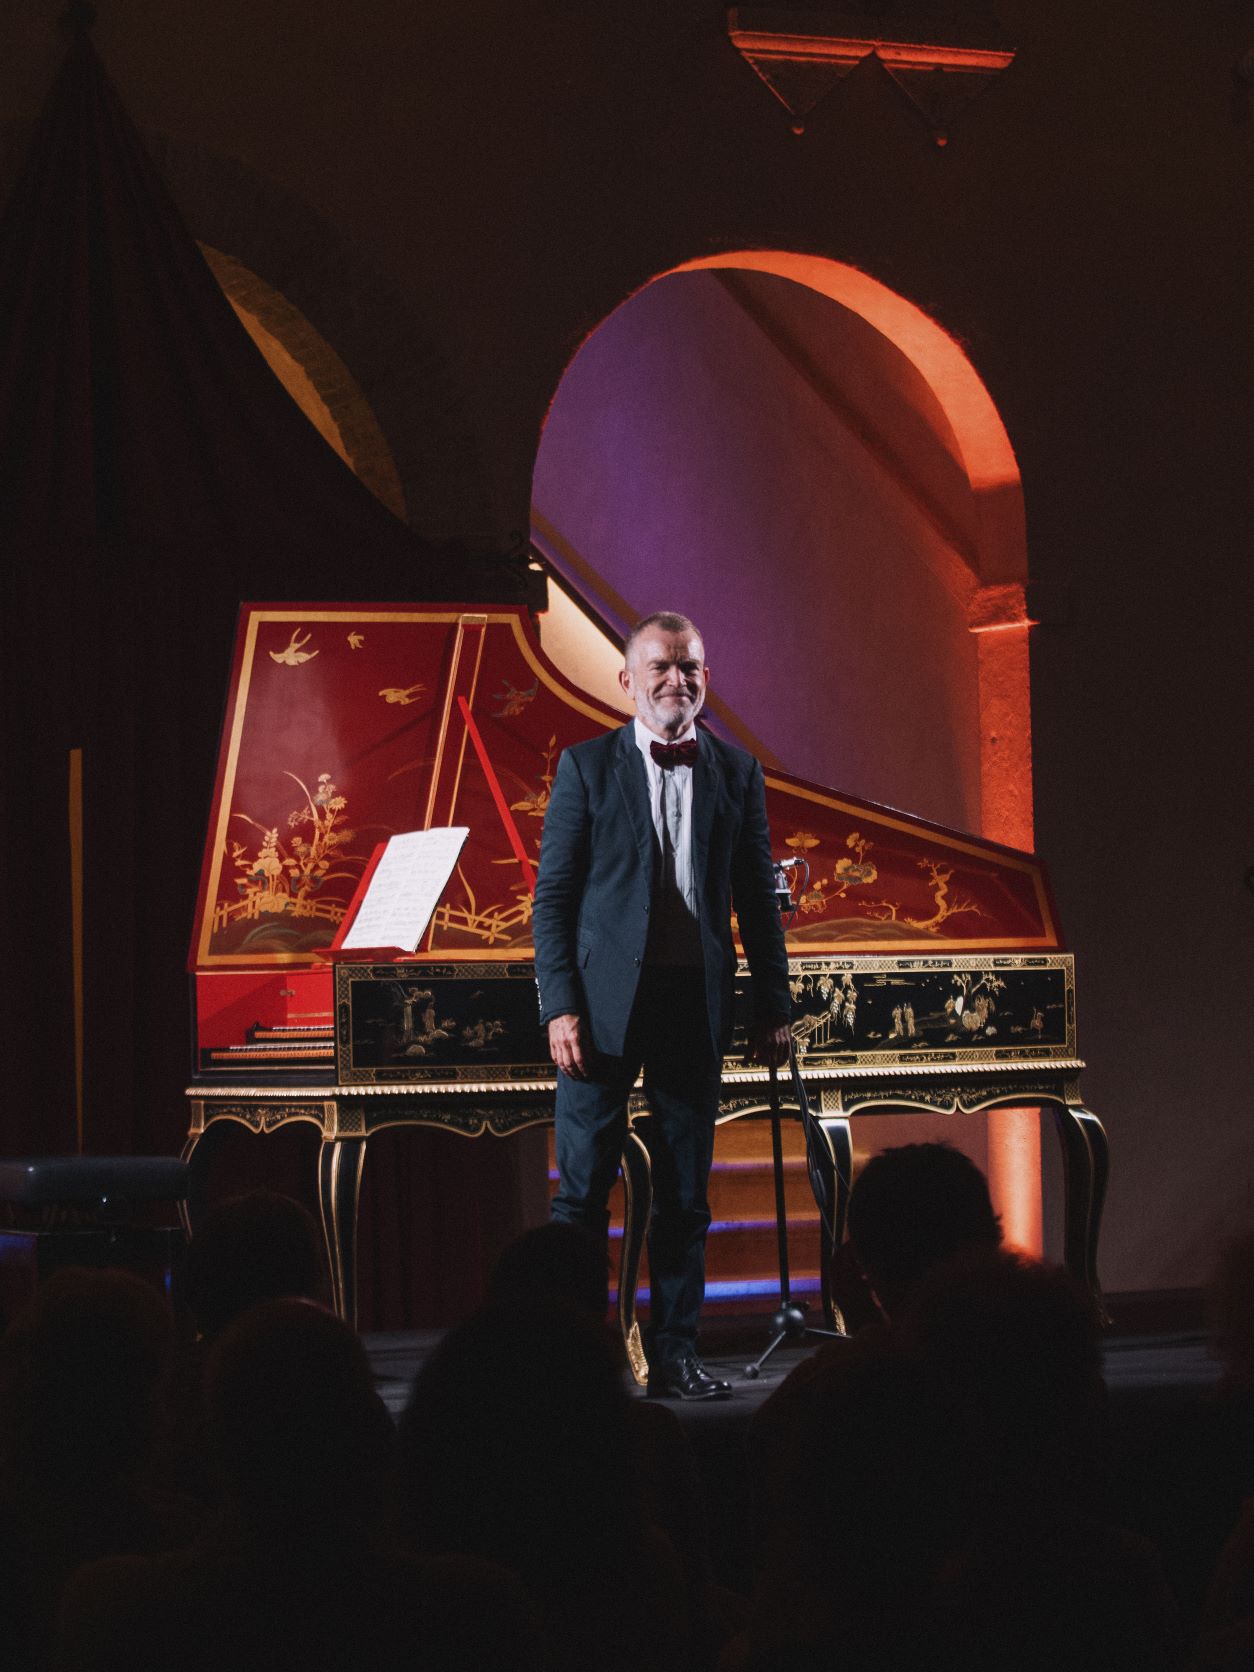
top-left (364, 1320), bottom-right (1222, 1425)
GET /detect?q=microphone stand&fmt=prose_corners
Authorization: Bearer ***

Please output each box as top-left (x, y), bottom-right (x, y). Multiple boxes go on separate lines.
top-left (742, 1035), bottom-right (843, 1379)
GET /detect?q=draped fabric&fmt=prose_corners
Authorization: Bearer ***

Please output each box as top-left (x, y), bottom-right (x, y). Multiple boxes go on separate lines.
top-left (0, 33), bottom-right (532, 1324)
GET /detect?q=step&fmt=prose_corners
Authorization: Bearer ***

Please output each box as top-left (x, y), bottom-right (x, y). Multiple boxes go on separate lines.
top-left (705, 1222), bottom-right (823, 1283)
top-left (547, 1165), bottom-right (819, 1228)
top-left (606, 1215), bottom-right (822, 1277)
top-left (706, 1161), bottom-right (817, 1219)
top-left (547, 1123), bottom-right (825, 1210)
top-left (712, 1119), bottom-right (814, 1160)
top-left (613, 1273), bottom-right (827, 1312)
top-left (544, 1118), bottom-right (823, 1173)
top-left (544, 1120), bottom-right (837, 1318)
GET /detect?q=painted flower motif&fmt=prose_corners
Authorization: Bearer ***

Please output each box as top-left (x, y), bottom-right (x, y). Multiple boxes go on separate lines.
top-left (221, 772), bottom-right (362, 931)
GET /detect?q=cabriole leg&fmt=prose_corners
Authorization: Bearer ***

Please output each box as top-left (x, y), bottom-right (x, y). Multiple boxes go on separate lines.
top-left (318, 1137), bottom-right (367, 1327)
top-left (618, 1129), bottom-right (653, 1386)
top-left (815, 1113), bottom-right (853, 1332)
top-left (179, 1123), bottom-right (213, 1243)
top-left (1050, 1101), bottom-right (1110, 1324)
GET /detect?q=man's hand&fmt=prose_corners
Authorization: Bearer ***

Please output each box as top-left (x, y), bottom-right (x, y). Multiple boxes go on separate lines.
top-left (548, 1013), bottom-right (588, 1080)
top-left (748, 1019), bottom-right (792, 1069)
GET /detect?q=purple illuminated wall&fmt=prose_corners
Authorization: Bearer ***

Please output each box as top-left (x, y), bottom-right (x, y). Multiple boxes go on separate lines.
top-left (533, 269), bottom-right (984, 836)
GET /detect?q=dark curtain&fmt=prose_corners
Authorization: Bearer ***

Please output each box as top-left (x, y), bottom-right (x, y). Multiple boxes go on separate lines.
top-left (0, 32), bottom-right (535, 1327)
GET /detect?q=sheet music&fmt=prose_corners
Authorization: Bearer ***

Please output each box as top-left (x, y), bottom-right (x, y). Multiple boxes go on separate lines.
top-left (340, 827), bottom-right (469, 952)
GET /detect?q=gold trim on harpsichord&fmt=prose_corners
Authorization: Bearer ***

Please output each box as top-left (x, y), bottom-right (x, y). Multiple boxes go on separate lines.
top-left (346, 1105), bottom-right (558, 1140)
top-left (185, 1096), bottom-right (336, 1137)
top-left (814, 1076), bottom-right (1089, 1120)
top-left (187, 1081), bottom-right (562, 1098)
top-left (721, 1059), bottom-right (1086, 1084)
top-left (186, 1086), bottom-right (557, 1139)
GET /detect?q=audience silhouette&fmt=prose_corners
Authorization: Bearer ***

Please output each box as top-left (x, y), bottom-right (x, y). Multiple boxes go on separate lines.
top-left (906, 1249), bottom-right (1180, 1672)
top-left (0, 1268), bottom-right (182, 1669)
top-left (747, 1141), bottom-right (1003, 1529)
top-left (736, 1143), bottom-right (1002, 1670)
top-left (183, 1188), bottom-right (327, 1338)
top-left (399, 1291), bottom-right (690, 1671)
top-left (56, 1297), bottom-right (539, 1671)
top-left (1182, 1231), bottom-right (1254, 1670)
top-left (844, 1139), bottom-right (1003, 1319)
top-left (483, 1221), bottom-right (743, 1662)
top-left (161, 1187), bottom-right (329, 1508)
top-left (0, 1164), bottom-right (1244, 1671)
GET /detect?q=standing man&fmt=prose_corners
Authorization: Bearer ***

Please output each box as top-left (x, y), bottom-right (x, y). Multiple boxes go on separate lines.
top-left (533, 612), bottom-right (791, 1399)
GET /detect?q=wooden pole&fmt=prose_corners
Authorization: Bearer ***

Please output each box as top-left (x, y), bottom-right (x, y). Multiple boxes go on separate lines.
top-left (68, 747), bottom-right (84, 1153)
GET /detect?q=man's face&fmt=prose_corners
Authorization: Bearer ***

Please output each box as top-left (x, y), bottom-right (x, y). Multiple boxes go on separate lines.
top-left (620, 627), bottom-right (709, 738)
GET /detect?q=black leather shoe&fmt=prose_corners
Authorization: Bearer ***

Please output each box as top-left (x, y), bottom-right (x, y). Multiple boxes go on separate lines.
top-left (647, 1353), bottom-right (733, 1401)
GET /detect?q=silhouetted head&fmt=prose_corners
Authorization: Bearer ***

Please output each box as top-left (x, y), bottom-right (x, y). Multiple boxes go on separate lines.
top-left (847, 1142), bottom-right (1002, 1318)
top-left (206, 1298), bottom-right (393, 1528)
top-left (398, 1299), bottom-right (639, 1573)
top-left (0, 1266), bottom-right (170, 1488)
top-left (185, 1189), bottom-right (325, 1338)
top-left (487, 1221), bottom-right (610, 1322)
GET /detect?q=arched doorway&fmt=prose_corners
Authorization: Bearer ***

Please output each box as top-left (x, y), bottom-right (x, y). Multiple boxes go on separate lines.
top-left (532, 250), bottom-right (1041, 1251)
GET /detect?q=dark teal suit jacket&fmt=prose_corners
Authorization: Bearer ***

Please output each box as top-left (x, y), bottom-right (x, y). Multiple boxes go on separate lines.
top-left (532, 724), bottom-right (791, 1058)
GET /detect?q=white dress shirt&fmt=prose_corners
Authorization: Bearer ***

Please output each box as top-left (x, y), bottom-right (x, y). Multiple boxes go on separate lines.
top-left (633, 716), bottom-right (703, 966)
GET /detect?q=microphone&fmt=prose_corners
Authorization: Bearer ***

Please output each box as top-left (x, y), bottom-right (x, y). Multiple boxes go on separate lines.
top-left (772, 855), bottom-right (808, 916)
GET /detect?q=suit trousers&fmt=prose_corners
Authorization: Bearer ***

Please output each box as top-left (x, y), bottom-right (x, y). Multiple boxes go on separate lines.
top-left (550, 964), bottom-right (723, 1361)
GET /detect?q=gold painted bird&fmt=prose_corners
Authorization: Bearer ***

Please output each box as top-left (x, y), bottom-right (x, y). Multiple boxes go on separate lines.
top-left (270, 630), bottom-right (318, 666)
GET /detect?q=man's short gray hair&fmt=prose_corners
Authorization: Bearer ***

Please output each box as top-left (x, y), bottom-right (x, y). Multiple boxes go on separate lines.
top-left (624, 612), bottom-right (703, 661)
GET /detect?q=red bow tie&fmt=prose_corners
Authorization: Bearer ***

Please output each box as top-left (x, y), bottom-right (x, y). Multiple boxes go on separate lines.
top-left (650, 738), bottom-right (698, 768)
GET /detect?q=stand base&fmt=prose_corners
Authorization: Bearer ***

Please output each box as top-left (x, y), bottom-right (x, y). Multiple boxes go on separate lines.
top-left (743, 1298), bottom-right (841, 1378)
